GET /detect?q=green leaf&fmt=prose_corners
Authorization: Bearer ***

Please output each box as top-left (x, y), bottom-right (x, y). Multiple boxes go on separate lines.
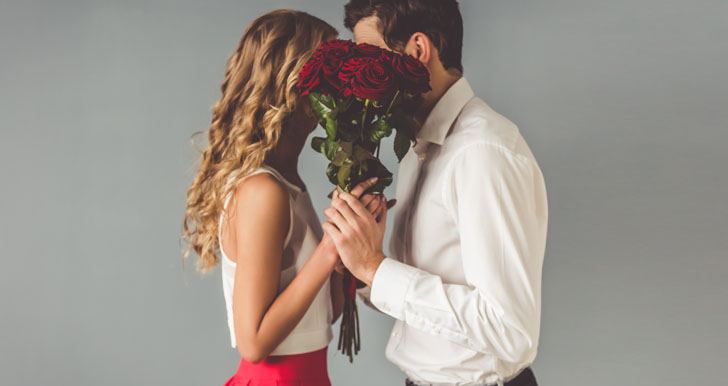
top-left (317, 93), bottom-right (336, 110)
top-left (326, 163), bottom-right (339, 186)
top-left (390, 110), bottom-right (418, 161)
top-left (359, 158), bottom-right (394, 194)
top-left (309, 93), bottom-right (337, 138)
top-left (310, 136), bottom-right (325, 154)
top-left (353, 144), bottom-right (373, 163)
top-left (337, 161), bottom-right (353, 189)
top-left (393, 129), bottom-right (411, 161)
top-left (331, 140), bottom-right (353, 167)
top-left (369, 115), bottom-right (393, 142)
top-left (322, 138), bottom-right (340, 161)
top-left (332, 149), bottom-right (348, 166)
top-left (390, 109), bottom-right (418, 138)
top-left (339, 141), bottom-right (353, 154)
top-left (337, 95), bottom-right (353, 112)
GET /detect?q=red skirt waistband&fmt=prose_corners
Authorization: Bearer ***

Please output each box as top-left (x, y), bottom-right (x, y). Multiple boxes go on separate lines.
top-left (224, 346), bottom-right (330, 386)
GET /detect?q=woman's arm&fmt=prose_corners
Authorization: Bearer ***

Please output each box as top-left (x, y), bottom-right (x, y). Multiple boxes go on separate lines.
top-left (225, 174), bottom-right (338, 363)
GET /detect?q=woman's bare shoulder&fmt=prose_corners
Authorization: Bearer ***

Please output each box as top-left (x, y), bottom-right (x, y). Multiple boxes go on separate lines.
top-left (228, 172), bottom-right (291, 234)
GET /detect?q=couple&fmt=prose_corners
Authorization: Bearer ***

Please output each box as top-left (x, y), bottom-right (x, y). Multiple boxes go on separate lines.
top-left (183, 1), bottom-right (547, 385)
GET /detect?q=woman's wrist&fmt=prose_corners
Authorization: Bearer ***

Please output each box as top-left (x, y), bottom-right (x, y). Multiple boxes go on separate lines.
top-left (316, 236), bottom-right (339, 269)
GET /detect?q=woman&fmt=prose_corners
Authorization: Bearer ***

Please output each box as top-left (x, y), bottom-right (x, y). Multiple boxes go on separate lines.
top-left (182, 9), bottom-right (385, 386)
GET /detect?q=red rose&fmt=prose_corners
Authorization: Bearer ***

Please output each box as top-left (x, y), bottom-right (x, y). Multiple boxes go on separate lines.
top-left (339, 56), bottom-right (396, 101)
top-left (355, 43), bottom-right (389, 59)
top-left (390, 53), bottom-right (431, 94)
top-left (338, 57), bottom-right (371, 93)
top-left (296, 52), bottom-right (324, 96)
top-left (319, 39), bottom-right (356, 94)
top-left (319, 38), bottom-right (355, 54)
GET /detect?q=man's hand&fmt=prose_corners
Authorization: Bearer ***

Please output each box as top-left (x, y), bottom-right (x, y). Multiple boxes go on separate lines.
top-left (322, 188), bottom-right (389, 286)
top-left (329, 178), bottom-right (387, 275)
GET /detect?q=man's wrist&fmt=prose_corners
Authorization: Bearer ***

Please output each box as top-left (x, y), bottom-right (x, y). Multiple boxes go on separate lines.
top-left (359, 251), bottom-right (385, 287)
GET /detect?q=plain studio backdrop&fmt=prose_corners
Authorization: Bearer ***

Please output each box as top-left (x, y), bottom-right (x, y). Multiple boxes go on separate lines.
top-left (1, 1), bottom-right (727, 385)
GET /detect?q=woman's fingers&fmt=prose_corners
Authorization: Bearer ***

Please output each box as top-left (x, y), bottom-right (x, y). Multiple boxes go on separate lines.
top-left (349, 177), bottom-right (378, 198)
top-left (379, 201), bottom-right (388, 225)
top-left (374, 199), bottom-right (386, 222)
top-left (361, 193), bottom-right (376, 209)
top-left (365, 195), bottom-right (382, 214)
top-left (386, 198), bottom-right (397, 209)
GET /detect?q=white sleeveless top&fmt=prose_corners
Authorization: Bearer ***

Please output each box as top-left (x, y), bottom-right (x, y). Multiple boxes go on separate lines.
top-left (219, 165), bottom-right (333, 355)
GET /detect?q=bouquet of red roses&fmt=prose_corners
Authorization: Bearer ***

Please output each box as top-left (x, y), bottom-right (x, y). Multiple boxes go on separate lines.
top-left (296, 39), bottom-right (430, 361)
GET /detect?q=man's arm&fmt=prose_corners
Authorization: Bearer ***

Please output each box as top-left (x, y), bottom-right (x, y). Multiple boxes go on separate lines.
top-left (326, 142), bottom-right (547, 364)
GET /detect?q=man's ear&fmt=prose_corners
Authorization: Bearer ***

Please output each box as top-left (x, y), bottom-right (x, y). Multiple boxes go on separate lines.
top-left (405, 32), bottom-right (432, 65)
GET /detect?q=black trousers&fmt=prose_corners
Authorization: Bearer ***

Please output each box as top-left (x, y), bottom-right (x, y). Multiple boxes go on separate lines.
top-left (405, 367), bottom-right (537, 386)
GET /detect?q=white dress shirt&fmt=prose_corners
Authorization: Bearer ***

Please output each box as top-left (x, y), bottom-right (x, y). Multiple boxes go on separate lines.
top-left (363, 78), bottom-right (548, 385)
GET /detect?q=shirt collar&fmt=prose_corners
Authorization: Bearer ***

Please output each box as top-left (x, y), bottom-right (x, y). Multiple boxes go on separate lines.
top-left (416, 77), bottom-right (475, 148)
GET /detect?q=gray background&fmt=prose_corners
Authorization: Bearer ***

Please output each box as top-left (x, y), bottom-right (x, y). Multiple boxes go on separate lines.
top-left (1, 0), bottom-right (726, 385)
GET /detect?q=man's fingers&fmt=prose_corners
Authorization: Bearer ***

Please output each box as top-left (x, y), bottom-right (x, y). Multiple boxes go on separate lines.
top-left (332, 197), bottom-right (360, 225)
top-left (321, 221), bottom-right (341, 240)
top-left (324, 207), bottom-right (350, 231)
top-left (349, 177), bottom-right (379, 198)
top-left (338, 191), bottom-right (372, 219)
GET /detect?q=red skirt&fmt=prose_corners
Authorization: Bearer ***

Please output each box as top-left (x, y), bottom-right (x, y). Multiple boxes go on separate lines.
top-left (223, 347), bottom-right (331, 386)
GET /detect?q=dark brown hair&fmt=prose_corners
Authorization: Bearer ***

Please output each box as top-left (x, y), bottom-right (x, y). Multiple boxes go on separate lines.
top-left (344, 0), bottom-right (463, 73)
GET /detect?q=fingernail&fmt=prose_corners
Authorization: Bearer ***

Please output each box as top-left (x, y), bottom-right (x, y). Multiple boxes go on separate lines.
top-left (370, 177), bottom-right (378, 183)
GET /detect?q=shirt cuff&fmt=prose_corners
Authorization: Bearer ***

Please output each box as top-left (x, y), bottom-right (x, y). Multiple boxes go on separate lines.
top-left (369, 257), bottom-right (418, 320)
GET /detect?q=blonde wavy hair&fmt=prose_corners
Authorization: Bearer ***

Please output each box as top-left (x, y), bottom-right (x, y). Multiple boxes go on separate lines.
top-left (183, 10), bottom-right (337, 274)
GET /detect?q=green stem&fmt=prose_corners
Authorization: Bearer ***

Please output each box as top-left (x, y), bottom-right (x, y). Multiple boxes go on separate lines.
top-left (361, 99), bottom-right (370, 142)
top-left (385, 90), bottom-right (400, 115)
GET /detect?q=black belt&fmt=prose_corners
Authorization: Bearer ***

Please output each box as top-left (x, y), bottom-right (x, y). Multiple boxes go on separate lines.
top-left (405, 367), bottom-right (537, 386)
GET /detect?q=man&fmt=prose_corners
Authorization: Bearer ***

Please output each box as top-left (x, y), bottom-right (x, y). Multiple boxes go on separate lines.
top-left (322, 1), bottom-right (547, 385)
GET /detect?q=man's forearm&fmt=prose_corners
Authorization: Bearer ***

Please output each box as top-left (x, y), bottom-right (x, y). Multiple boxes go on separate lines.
top-left (369, 257), bottom-right (539, 363)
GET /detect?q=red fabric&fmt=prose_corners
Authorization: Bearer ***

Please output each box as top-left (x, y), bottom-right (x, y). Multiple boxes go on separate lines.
top-left (223, 347), bottom-right (331, 386)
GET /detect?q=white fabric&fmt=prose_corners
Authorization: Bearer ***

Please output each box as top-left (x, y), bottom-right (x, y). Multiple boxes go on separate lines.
top-left (365, 78), bottom-right (548, 385)
top-left (220, 165), bottom-right (333, 355)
